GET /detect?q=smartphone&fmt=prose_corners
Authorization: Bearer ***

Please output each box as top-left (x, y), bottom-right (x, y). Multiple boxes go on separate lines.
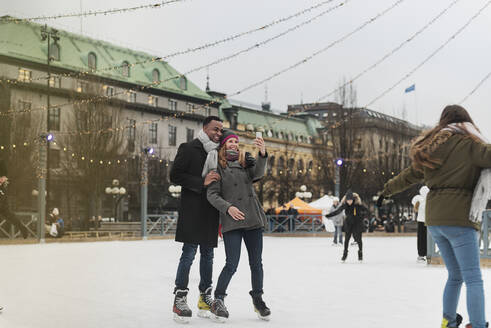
top-left (256, 131), bottom-right (262, 138)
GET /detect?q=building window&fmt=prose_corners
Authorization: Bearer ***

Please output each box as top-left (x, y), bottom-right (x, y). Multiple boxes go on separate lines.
top-left (49, 149), bottom-right (60, 169)
top-left (48, 107), bottom-right (61, 131)
top-left (50, 43), bottom-right (60, 61)
top-left (76, 81), bottom-right (88, 93)
top-left (298, 159), bottom-right (304, 175)
top-left (186, 103), bottom-right (194, 113)
top-left (152, 69), bottom-right (160, 83)
top-left (168, 125), bottom-right (177, 146)
top-left (186, 128), bottom-right (194, 142)
top-left (88, 52), bottom-right (97, 70)
top-left (104, 85), bottom-right (114, 97)
top-left (307, 161), bottom-right (313, 176)
top-left (49, 76), bottom-right (61, 88)
top-left (127, 91), bottom-right (136, 103)
top-left (268, 156), bottom-right (275, 174)
top-left (278, 157), bottom-right (285, 175)
top-left (17, 100), bottom-right (32, 127)
top-left (149, 123), bottom-right (158, 144)
top-left (122, 61), bottom-right (130, 77)
top-left (128, 119), bottom-right (136, 152)
top-left (169, 99), bottom-right (178, 111)
top-left (179, 76), bottom-right (187, 90)
top-left (148, 95), bottom-right (158, 107)
top-left (17, 68), bottom-right (32, 82)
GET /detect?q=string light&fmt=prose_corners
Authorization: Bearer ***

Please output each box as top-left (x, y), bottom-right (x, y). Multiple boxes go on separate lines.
top-left (314, 0), bottom-right (462, 103)
top-left (459, 69), bottom-right (491, 104)
top-left (1, 0), bottom-right (188, 23)
top-left (364, 0), bottom-right (491, 108)
top-left (230, 0), bottom-right (405, 99)
top-left (2, 0), bottom-right (340, 84)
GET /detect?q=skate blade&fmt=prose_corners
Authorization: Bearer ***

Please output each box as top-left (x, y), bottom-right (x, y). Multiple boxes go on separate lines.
top-left (173, 313), bottom-right (191, 324)
top-left (255, 310), bottom-right (271, 321)
top-left (211, 314), bottom-right (228, 323)
top-left (197, 309), bottom-right (211, 318)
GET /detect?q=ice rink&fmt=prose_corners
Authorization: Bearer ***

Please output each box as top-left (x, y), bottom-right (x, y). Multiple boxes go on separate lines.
top-left (0, 236), bottom-right (489, 328)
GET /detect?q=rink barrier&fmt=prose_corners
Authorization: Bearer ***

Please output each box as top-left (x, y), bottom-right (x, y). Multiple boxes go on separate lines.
top-left (427, 210), bottom-right (491, 265)
top-left (0, 212), bottom-right (38, 239)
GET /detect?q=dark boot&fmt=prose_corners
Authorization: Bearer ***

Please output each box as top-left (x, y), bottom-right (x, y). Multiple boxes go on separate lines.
top-left (358, 250), bottom-right (363, 261)
top-left (442, 314), bottom-right (463, 327)
top-left (341, 250), bottom-right (348, 262)
top-left (173, 289), bottom-right (192, 323)
top-left (210, 297), bottom-right (229, 322)
top-left (250, 292), bottom-right (271, 321)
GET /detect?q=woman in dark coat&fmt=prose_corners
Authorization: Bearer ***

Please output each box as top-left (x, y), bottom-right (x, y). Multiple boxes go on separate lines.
top-left (325, 190), bottom-right (368, 262)
top-left (206, 130), bottom-right (271, 322)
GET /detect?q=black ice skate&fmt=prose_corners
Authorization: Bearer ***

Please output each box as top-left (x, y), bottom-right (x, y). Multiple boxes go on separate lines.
top-left (250, 292), bottom-right (271, 321)
top-left (197, 287), bottom-right (213, 318)
top-left (441, 313), bottom-right (463, 327)
top-left (465, 323), bottom-right (489, 328)
top-left (341, 250), bottom-right (348, 262)
top-left (173, 289), bottom-right (192, 324)
top-left (210, 298), bottom-right (229, 323)
top-left (358, 250), bottom-right (363, 262)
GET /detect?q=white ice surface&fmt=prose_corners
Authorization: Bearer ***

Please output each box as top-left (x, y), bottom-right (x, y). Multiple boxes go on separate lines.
top-left (0, 236), bottom-right (489, 328)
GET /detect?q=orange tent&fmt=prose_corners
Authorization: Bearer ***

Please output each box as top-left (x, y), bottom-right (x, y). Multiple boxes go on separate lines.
top-left (275, 197), bottom-right (322, 215)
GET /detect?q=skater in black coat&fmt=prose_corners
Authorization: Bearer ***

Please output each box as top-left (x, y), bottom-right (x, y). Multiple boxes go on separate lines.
top-left (325, 190), bottom-right (368, 261)
top-left (0, 159), bottom-right (28, 239)
top-left (169, 116), bottom-right (223, 323)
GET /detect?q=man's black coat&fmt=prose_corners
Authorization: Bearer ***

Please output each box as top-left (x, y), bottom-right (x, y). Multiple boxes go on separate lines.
top-left (170, 138), bottom-right (219, 247)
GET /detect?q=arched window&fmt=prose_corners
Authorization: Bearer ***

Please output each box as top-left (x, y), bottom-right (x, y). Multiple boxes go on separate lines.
top-left (307, 161), bottom-right (313, 176)
top-left (277, 157), bottom-right (285, 176)
top-left (297, 159), bottom-right (304, 175)
top-left (152, 69), bottom-right (160, 84)
top-left (122, 61), bottom-right (130, 77)
top-left (288, 158), bottom-right (295, 175)
top-left (88, 52), bottom-right (97, 70)
top-left (179, 76), bottom-right (187, 90)
top-left (268, 156), bottom-right (275, 174)
top-left (50, 43), bottom-right (60, 61)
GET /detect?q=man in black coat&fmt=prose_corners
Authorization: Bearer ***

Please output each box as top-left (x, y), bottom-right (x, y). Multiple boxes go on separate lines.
top-left (0, 159), bottom-right (28, 239)
top-left (169, 116), bottom-right (223, 323)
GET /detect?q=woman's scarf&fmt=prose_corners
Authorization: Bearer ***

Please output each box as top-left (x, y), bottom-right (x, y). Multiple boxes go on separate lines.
top-left (444, 122), bottom-right (490, 223)
top-left (225, 150), bottom-right (239, 162)
top-left (198, 129), bottom-right (220, 178)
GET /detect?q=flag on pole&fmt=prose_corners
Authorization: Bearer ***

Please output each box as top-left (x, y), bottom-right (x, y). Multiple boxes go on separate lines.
top-left (404, 84), bottom-right (415, 93)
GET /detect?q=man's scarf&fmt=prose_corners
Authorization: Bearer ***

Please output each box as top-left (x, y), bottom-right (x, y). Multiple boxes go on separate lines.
top-left (198, 129), bottom-right (220, 178)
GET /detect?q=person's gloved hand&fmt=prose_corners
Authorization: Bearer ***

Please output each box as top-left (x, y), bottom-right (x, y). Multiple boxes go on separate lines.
top-left (245, 152), bottom-right (256, 168)
top-left (376, 195), bottom-right (385, 207)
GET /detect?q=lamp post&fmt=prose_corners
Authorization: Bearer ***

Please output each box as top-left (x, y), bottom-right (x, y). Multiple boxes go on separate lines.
top-left (295, 185), bottom-right (312, 201)
top-left (37, 133), bottom-right (53, 243)
top-left (334, 158), bottom-right (343, 198)
top-left (105, 179), bottom-right (126, 222)
top-left (141, 147), bottom-right (154, 240)
top-left (40, 25), bottom-right (59, 219)
top-left (168, 185), bottom-right (182, 198)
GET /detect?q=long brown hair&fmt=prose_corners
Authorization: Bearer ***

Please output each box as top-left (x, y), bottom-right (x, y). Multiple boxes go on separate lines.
top-left (218, 145), bottom-right (246, 169)
top-left (410, 105), bottom-right (481, 172)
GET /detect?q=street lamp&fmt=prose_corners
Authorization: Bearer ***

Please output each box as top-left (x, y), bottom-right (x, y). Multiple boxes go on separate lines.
top-left (105, 179), bottom-right (126, 222)
top-left (168, 185), bottom-right (182, 198)
top-left (334, 158), bottom-right (343, 198)
top-left (295, 185), bottom-right (312, 200)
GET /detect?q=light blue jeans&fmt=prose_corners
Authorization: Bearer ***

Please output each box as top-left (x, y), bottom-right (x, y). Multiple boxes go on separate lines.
top-left (428, 226), bottom-right (486, 328)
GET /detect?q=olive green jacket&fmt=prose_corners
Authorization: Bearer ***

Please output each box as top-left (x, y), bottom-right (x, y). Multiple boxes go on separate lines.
top-left (382, 133), bottom-right (491, 230)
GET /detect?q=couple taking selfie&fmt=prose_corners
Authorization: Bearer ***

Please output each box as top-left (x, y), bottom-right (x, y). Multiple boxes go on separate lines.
top-left (169, 116), bottom-right (270, 323)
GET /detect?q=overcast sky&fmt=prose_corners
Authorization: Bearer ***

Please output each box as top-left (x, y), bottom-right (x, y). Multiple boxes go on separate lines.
top-left (3, 0), bottom-right (491, 138)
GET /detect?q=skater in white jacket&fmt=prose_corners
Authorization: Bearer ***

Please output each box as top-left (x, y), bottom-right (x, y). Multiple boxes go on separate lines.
top-left (411, 186), bottom-right (429, 262)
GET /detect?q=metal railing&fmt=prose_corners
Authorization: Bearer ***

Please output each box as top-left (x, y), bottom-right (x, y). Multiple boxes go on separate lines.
top-left (427, 210), bottom-right (491, 261)
top-left (0, 212), bottom-right (38, 239)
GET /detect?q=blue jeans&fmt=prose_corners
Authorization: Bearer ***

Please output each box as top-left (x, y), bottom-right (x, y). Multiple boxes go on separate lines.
top-left (334, 226), bottom-right (343, 244)
top-left (428, 226), bottom-right (486, 328)
top-left (174, 243), bottom-right (214, 293)
top-left (215, 228), bottom-right (264, 298)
